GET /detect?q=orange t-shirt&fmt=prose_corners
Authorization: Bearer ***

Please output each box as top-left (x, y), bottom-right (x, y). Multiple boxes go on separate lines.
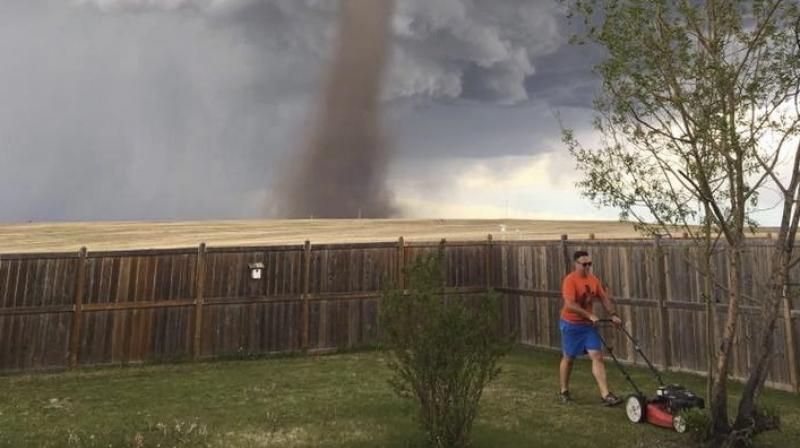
top-left (561, 271), bottom-right (607, 323)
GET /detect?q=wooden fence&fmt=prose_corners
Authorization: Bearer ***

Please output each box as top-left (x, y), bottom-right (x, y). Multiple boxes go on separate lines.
top-left (493, 236), bottom-right (800, 392)
top-left (0, 236), bottom-right (798, 392)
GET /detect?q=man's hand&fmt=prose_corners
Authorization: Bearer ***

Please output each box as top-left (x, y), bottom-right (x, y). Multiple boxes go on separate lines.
top-left (611, 315), bottom-right (623, 326)
top-left (589, 314), bottom-right (599, 323)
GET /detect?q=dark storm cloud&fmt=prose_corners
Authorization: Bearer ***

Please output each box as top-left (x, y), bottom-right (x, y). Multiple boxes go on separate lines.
top-left (0, 0), bottom-right (599, 222)
top-left (388, 0), bottom-right (566, 104)
top-left (1, 0), bottom-right (320, 222)
top-left (524, 42), bottom-right (604, 109)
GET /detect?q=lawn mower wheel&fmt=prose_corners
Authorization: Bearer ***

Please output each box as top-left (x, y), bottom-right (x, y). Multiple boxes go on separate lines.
top-left (625, 394), bottom-right (647, 423)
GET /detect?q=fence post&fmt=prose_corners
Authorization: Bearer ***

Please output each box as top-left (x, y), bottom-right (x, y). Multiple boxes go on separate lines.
top-left (439, 238), bottom-right (447, 289)
top-left (68, 247), bottom-right (88, 369)
top-left (654, 236), bottom-right (672, 369)
top-left (397, 236), bottom-right (405, 290)
top-left (560, 234), bottom-right (570, 277)
top-left (192, 242), bottom-right (206, 360)
top-left (485, 234), bottom-right (493, 289)
top-left (782, 296), bottom-right (799, 392)
top-left (302, 240), bottom-right (312, 350)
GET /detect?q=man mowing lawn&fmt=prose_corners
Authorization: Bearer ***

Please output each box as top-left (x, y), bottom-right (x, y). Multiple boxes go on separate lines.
top-left (558, 250), bottom-right (623, 406)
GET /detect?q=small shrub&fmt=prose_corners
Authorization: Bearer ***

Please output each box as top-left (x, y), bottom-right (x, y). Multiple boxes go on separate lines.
top-left (380, 252), bottom-right (513, 448)
top-left (683, 407), bottom-right (714, 444)
top-left (751, 404), bottom-right (781, 435)
top-left (683, 404), bottom-right (782, 448)
top-left (730, 405), bottom-right (782, 447)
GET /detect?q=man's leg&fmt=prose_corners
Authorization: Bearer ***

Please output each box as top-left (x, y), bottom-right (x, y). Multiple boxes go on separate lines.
top-left (560, 355), bottom-right (574, 393)
top-left (587, 350), bottom-right (610, 397)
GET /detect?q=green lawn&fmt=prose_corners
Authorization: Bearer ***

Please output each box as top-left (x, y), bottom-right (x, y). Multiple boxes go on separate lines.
top-left (0, 346), bottom-right (797, 447)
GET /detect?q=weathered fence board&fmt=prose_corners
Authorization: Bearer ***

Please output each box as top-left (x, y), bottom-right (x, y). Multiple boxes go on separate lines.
top-left (0, 313), bottom-right (71, 370)
top-left (308, 245), bottom-right (396, 294)
top-left (200, 301), bottom-right (302, 357)
top-left (79, 307), bottom-right (193, 364)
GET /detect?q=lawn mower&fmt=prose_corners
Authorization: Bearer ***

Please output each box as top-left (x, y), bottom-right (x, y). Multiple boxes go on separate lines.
top-left (595, 319), bottom-right (705, 433)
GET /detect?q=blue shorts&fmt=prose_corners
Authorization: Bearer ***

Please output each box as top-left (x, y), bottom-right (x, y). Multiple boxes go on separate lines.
top-left (560, 319), bottom-right (602, 358)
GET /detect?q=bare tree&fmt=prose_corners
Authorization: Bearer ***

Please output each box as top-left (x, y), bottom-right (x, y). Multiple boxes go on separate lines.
top-left (562, 1), bottom-right (800, 445)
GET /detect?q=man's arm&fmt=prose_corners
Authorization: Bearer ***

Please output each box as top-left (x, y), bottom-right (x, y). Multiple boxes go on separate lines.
top-left (600, 295), bottom-right (617, 316)
top-left (597, 283), bottom-right (622, 324)
top-left (564, 302), bottom-right (598, 322)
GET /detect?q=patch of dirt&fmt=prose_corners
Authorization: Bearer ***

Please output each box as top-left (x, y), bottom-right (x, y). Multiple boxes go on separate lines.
top-left (225, 420), bottom-right (380, 447)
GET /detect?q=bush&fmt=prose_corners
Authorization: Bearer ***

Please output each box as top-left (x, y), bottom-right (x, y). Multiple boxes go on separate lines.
top-left (683, 408), bottom-right (714, 444)
top-left (751, 404), bottom-right (781, 435)
top-left (380, 252), bottom-right (513, 448)
top-left (732, 405), bottom-right (781, 447)
top-left (683, 405), bottom-right (781, 448)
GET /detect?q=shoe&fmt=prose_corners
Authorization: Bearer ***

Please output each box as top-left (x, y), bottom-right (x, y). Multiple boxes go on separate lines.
top-left (558, 390), bottom-right (573, 403)
top-left (601, 392), bottom-right (622, 406)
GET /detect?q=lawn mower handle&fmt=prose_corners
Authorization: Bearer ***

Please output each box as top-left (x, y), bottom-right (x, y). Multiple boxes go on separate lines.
top-left (594, 318), bottom-right (620, 324)
top-left (594, 318), bottom-right (666, 388)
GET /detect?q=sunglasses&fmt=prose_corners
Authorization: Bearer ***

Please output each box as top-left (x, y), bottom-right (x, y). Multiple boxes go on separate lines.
top-left (579, 262), bottom-right (592, 267)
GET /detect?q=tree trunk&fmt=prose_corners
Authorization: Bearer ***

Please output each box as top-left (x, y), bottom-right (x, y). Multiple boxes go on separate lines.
top-left (704, 248), bottom-right (716, 402)
top-left (711, 244), bottom-right (743, 435)
top-left (733, 255), bottom-right (789, 431)
top-left (703, 208), bottom-right (716, 402)
top-left (734, 172), bottom-right (799, 432)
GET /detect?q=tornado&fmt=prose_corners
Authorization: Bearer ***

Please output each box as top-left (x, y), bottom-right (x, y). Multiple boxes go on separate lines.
top-left (277, 0), bottom-right (395, 218)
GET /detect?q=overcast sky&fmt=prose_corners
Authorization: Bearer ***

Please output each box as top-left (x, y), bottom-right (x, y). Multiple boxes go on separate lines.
top-left (1, 0), bottom-right (625, 223)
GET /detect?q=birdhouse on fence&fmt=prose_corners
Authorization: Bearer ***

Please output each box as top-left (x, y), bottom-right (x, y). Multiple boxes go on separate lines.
top-left (248, 262), bottom-right (265, 280)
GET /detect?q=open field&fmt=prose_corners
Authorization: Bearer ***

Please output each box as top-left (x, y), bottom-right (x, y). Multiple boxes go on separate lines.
top-left (0, 219), bottom-right (778, 253)
top-left (0, 346), bottom-right (797, 448)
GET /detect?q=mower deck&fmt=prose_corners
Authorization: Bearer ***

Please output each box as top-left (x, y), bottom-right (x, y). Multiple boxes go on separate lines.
top-left (596, 320), bottom-right (705, 433)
